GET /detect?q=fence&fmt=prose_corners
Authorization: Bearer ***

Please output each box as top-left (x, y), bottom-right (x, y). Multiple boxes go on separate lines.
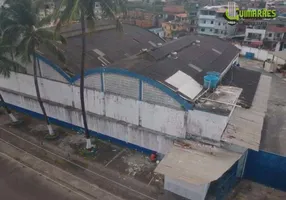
top-left (235, 44), bottom-right (286, 65)
top-left (216, 161), bottom-right (239, 200)
top-left (243, 149), bottom-right (286, 191)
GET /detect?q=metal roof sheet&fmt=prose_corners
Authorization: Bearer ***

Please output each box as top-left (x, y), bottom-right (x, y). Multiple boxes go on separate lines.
top-left (165, 70), bottom-right (203, 99)
top-left (155, 141), bottom-right (242, 185)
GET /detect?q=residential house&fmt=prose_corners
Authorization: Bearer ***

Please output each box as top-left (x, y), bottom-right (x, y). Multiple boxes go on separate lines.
top-left (122, 10), bottom-right (159, 28)
top-left (244, 22), bottom-right (267, 47)
top-left (162, 13), bottom-right (196, 38)
top-left (197, 5), bottom-right (236, 37)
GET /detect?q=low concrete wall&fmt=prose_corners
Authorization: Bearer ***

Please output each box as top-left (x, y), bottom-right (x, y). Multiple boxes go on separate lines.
top-left (235, 44), bottom-right (286, 65)
top-left (164, 176), bottom-right (210, 200)
top-left (187, 110), bottom-right (229, 141)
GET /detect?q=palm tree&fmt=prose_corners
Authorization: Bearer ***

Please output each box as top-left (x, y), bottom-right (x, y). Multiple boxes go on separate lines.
top-left (0, 0), bottom-right (66, 137)
top-left (0, 42), bottom-right (25, 123)
top-left (55, 0), bottom-right (126, 150)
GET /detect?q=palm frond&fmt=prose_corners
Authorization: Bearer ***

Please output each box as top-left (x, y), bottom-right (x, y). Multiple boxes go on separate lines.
top-left (15, 35), bottom-right (33, 62)
top-left (54, 0), bottom-right (81, 32)
top-left (0, 55), bottom-right (25, 78)
top-left (42, 40), bottom-right (66, 63)
top-left (37, 14), bottom-right (54, 27)
top-left (36, 28), bottom-right (67, 45)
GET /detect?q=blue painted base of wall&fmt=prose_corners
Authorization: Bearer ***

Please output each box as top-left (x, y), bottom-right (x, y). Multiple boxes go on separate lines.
top-left (2, 103), bottom-right (155, 155)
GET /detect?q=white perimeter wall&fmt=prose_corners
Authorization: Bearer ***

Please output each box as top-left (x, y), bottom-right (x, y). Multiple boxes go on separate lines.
top-left (187, 110), bottom-right (229, 141)
top-left (235, 44), bottom-right (286, 65)
top-left (0, 73), bottom-right (229, 153)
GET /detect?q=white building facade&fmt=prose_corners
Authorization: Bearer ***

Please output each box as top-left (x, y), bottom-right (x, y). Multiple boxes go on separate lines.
top-left (197, 5), bottom-right (236, 37)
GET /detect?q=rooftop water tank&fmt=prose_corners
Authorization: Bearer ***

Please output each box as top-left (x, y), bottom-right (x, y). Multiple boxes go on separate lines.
top-left (204, 72), bottom-right (220, 89)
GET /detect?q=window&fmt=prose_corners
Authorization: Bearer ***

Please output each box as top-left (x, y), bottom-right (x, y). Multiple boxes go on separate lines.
top-left (201, 28), bottom-right (205, 32)
top-left (172, 25), bottom-right (176, 29)
top-left (203, 20), bottom-right (206, 24)
top-left (210, 29), bottom-right (213, 32)
top-left (218, 22), bottom-right (221, 26)
top-left (211, 21), bottom-right (214, 24)
top-left (221, 30), bottom-right (224, 34)
top-left (268, 33), bottom-right (272, 37)
top-left (277, 33), bottom-right (281, 37)
top-left (215, 29), bottom-right (218, 33)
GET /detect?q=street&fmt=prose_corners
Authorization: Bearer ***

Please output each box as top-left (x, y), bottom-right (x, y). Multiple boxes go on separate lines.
top-left (0, 152), bottom-right (87, 200)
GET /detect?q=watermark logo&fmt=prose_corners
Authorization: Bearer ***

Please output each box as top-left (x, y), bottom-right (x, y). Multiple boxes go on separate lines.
top-left (224, 2), bottom-right (277, 25)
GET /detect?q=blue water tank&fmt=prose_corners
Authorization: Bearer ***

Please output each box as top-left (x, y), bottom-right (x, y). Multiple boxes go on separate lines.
top-left (204, 73), bottom-right (220, 89)
top-left (245, 52), bottom-right (254, 59)
top-left (206, 71), bottom-right (220, 77)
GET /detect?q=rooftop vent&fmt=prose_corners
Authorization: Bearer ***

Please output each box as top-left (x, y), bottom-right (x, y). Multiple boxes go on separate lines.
top-left (170, 51), bottom-right (178, 59)
top-left (157, 43), bottom-right (163, 46)
top-left (195, 40), bottom-right (200, 44)
top-left (141, 48), bottom-right (148, 52)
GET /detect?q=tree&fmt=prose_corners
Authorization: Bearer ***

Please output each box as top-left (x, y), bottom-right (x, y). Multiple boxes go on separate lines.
top-left (0, 0), bottom-right (66, 137)
top-left (0, 41), bottom-right (25, 123)
top-left (55, 0), bottom-right (126, 150)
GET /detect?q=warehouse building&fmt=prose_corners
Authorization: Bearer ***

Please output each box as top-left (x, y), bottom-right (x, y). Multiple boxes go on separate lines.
top-left (0, 22), bottom-right (271, 199)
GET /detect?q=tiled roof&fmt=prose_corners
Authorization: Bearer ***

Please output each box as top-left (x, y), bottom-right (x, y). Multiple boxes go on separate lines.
top-left (267, 25), bottom-right (286, 33)
top-left (163, 5), bottom-right (185, 13)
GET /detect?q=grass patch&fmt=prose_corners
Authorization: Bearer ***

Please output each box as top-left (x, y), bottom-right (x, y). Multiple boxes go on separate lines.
top-left (44, 132), bottom-right (59, 140)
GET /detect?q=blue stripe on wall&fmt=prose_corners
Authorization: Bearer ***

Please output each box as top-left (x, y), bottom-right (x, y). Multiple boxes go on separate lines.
top-left (2, 103), bottom-right (155, 155)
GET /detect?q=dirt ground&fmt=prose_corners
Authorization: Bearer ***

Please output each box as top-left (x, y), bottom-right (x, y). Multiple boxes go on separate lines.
top-left (0, 111), bottom-right (164, 188)
top-left (227, 180), bottom-right (286, 200)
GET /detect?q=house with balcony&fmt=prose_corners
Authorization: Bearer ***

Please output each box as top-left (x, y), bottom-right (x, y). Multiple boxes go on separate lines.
top-left (197, 5), bottom-right (236, 38)
top-left (244, 22), bottom-right (267, 47)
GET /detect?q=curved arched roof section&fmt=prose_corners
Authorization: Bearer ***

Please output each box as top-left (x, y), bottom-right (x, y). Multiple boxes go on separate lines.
top-left (35, 53), bottom-right (192, 110)
top-left (71, 67), bottom-right (193, 110)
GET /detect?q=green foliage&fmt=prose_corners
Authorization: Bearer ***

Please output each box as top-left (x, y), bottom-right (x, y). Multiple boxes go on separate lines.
top-left (0, 0), bottom-right (66, 67)
top-left (55, 0), bottom-right (127, 33)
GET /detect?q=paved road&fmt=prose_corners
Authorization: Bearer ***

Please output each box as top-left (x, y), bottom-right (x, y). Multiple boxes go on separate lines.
top-left (0, 153), bottom-right (87, 200)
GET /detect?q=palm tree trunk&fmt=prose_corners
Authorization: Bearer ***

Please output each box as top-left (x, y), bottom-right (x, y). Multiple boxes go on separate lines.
top-left (10, 49), bottom-right (16, 72)
top-left (32, 52), bottom-right (54, 135)
top-left (80, 9), bottom-right (92, 150)
top-left (0, 93), bottom-right (18, 123)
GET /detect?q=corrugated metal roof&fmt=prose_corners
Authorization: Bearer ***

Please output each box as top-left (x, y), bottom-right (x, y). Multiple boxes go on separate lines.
top-left (155, 142), bottom-right (242, 185)
top-left (39, 23), bottom-right (165, 74)
top-left (111, 35), bottom-right (239, 99)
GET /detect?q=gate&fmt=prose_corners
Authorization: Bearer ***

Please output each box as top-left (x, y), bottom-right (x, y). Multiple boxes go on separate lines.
top-left (244, 149), bottom-right (286, 191)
